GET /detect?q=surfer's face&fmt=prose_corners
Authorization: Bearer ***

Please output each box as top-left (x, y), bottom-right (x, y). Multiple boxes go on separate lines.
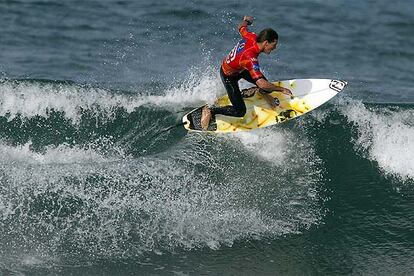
top-left (264, 40), bottom-right (278, 54)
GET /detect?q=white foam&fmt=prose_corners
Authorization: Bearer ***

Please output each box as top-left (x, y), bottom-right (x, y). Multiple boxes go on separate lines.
top-left (0, 81), bottom-right (139, 123)
top-left (136, 66), bottom-right (224, 109)
top-left (231, 128), bottom-right (289, 166)
top-left (231, 127), bottom-right (321, 172)
top-left (339, 99), bottom-right (414, 181)
top-left (227, 127), bottom-right (324, 230)
top-left (0, 140), bottom-right (125, 165)
top-left (0, 67), bottom-right (223, 122)
top-left (0, 135), bottom-right (323, 257)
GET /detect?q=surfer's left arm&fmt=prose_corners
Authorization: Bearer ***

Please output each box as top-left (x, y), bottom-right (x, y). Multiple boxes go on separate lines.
top-left (256, 79), bottom-right (292, 108)
top-left (256, 78), bottom-right (292, 95)
top-left (244, 57), bottom-right (291, 97)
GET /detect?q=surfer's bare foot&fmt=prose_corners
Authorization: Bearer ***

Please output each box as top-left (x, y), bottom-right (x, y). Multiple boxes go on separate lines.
top-left (201, 106), bottom-right (212, 130)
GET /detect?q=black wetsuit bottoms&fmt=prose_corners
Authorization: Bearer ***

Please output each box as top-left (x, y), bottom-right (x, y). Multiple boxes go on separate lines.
top-left (210, 67), bottom-right (257, 118)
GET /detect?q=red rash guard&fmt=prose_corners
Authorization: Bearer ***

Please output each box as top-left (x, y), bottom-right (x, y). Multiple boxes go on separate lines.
top-left (221, 25), bottom-right (264, 81)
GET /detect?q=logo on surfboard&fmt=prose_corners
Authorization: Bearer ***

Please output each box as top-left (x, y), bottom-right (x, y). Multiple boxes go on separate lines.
top-left (329, 80), bottom-right (347, 92)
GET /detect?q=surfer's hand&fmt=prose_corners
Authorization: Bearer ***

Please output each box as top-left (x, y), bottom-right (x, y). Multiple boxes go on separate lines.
top-left (281, 88), bottom-right (292, 96)
top-left (243, 16), bottom-right (254, 25)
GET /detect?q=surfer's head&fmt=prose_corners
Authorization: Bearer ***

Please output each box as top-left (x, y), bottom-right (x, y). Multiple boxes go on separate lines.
top-left (257, 28), bottom-right (279, 54)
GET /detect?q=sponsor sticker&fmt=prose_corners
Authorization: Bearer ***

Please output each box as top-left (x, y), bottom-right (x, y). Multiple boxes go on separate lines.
top-left (329, 80), bottom-right (347, 92)
top-left (237, 40), bottom-right (246, 53)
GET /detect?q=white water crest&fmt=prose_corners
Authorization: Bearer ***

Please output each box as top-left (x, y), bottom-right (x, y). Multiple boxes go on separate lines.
top-left (0, 66), bottom-right (224, 123)
top-left (0, 80), bottom-right (141, 122)
top-left (339, 98), bottom-right (414, 181)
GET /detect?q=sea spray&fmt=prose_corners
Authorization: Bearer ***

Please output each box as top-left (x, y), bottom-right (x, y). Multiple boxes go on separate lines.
top-left (338, 98), bottom-right (414, 181)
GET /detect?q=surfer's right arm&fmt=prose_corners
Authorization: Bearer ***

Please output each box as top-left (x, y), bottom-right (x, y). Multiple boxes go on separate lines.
top-left (238, 16), bottom-right (253, 36)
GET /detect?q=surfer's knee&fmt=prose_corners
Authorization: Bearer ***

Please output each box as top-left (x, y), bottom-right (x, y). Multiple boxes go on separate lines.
top-left (234, 106), bottom-right (246, 117)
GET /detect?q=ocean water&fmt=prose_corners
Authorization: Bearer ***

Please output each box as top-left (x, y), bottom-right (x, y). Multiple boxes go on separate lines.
top-left (1, 0), bottom-right (413, 275)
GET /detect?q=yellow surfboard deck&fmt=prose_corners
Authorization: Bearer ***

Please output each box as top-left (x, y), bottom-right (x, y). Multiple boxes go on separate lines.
top-left (183, 79), bottom-right (346, 133)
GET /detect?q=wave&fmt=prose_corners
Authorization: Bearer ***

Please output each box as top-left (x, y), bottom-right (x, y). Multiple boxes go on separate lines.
top-left (0, 73), bottom-right (221, 156)
top-left (1, 77), bottom-right (413, 177)
top-left (0, 70), bottom-right (221, 122)
top-left (337, 99), bottom-right (414, 181)
top-left (1, 76), bottom-right (414, 267)
top-left (1, 77), bottom-right (413, 181)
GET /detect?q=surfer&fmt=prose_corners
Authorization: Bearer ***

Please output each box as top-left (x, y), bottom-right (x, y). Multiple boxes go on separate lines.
top-left (201, 16), bottom-right (292, 130)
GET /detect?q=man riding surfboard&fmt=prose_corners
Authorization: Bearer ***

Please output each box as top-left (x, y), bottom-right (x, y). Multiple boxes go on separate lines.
top-left (201, 15), bottom-right (292, 130)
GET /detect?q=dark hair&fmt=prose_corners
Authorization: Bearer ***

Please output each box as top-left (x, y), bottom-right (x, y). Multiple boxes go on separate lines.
top-left (256, 28), bottom-right (279, 43)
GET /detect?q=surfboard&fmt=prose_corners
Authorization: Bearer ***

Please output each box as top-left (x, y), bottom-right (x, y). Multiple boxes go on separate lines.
top-left (182, 79), bottom-right (346, 133)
